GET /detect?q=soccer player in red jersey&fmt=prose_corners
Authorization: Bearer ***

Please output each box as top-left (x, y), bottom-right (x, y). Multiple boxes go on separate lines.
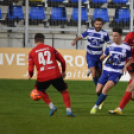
top-left (109, 27), bottom-right (134, 114)
top-left (28, 33), bottom-right (75, 117)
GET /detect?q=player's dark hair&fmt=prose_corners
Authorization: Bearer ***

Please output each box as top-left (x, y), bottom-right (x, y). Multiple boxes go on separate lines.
top-left (112, 28), bottom-right (122, 35)
top-left (34, 33), bottom-right (45, 43)
top-left (94, 18), bottom-right (103, 23)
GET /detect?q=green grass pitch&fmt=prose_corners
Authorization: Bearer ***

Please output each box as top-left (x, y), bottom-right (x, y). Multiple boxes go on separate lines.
top-left (0, 79), bottom-right (134, 134)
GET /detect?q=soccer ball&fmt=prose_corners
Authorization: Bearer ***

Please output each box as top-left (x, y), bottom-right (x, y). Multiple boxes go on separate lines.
top-left (30, 89), bottom-right (41, 101)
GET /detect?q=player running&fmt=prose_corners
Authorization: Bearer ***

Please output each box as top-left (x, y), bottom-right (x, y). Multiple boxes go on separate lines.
top-left (109, 27), bottom-right (134, 114)
top-left (90, 28), bottom-right (132, 114)
top-left (28, 33), bottom-right (75, 117)
top-left (71, 18), bottom-right (111, 86)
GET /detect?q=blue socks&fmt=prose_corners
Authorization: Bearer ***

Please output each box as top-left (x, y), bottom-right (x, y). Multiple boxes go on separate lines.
top-left (93, 77), bottom-right (99, 86)
top-left (96, 93), bottom-right (107, 106)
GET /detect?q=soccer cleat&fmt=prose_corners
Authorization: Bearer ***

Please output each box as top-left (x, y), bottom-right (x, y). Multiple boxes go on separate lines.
top-left (108, 108), bottom-right (122, 115)
top-left (49, 106), bottom-right (57, 116)
top-left (86, 69), bottom-right (91, 76)
top-left (98, 101), bottom-right (105, 110)
top-left (90, 108), bottom-right (97, 114)
top-left (66, 111), bottom-right (75, 117)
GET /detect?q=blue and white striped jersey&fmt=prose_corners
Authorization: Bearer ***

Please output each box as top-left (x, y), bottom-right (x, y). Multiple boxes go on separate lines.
top-left (81, 28), bottom-right (110, 58)
top-left (103, 42), bottom-right (132, 74)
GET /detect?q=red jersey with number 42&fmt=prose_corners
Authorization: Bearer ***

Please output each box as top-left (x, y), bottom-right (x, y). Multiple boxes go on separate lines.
top-left (28, 44), bottom-right (65, 82)
top-left (124, 32), bottom-right (134, 61)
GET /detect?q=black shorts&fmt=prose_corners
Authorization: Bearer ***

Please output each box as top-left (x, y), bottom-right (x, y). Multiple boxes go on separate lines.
top-left (37, 76), bottom-right (67, 92)
top-left (127, 63), bottom-right (134, 73)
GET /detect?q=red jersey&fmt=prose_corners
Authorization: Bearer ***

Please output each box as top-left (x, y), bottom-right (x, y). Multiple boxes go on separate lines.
top-left (124, 32), bottom-right (134, 60)
top-left (28, 43), bottom-right (65, 82)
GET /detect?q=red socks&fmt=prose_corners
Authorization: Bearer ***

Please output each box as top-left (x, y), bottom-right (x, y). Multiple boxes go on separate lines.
top-left (119, 91), bottom-right (132, 109)
top-left (61, 90), bottom-right (71, 108)
top-left (37, 90), bottom-right (51, 104)
top-left (38, 89), bottom-right (71, 108)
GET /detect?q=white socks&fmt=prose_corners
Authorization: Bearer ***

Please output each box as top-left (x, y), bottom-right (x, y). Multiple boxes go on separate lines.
top-left (49, 103), bottom-right (72, 112)
top-left (66, 108), bottom-right (72, 113)
top-left (48, 102), bottom-right (55, 109)
top-left (93, 104), bottom-right (98, 109)
top-left (117, 107), bottom-right (122, 111)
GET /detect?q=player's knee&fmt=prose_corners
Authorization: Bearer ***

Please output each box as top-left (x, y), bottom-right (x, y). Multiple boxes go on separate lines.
top-left (127, 84), bottom-right (134, 91)
top-left (102, 89), bottom-right (108, 95)
top-left (96, 70), bottom-right (102, 77)
top-left (96, 90), bottom-right (101, 96)
top-left (131, 90), bottom-right (134, 101)
top-left (92, 73), bottom-right (96, 77)
top-left (89, 68), bottom-right (95, 77)
top-left (131, 97), bottom-right (134, 101)
top-left (96, 87), bottom-right (102, 95)
top-left (130, 73), bottom-right (134, 79)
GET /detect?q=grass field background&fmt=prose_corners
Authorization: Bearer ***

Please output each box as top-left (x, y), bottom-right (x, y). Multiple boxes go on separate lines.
top-left (0, 79), bottom-right (134, 134)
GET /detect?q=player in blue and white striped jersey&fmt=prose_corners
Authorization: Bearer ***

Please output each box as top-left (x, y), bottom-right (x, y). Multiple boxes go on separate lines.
top-left (90, 27), bottom-right (132, 114)
top-left (71, 18), bottom-right (111, 86)
top-left (103, 43), bottom-right (132, 75)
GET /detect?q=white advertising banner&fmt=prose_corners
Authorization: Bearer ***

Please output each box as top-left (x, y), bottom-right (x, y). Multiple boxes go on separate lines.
top-left (0, 48), bottom-right (129, 81)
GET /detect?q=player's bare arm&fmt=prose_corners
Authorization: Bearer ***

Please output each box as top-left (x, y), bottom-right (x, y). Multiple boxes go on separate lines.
top-left (71, 36), bottom-right (82, 46)
top-left (55, 50), bottom-right (66, 78)
top-left (100, 54), bottom-right (107, 61)
top-left (123, 58), bottom-right (133, 74)
top-left (62, 72), bottom-right (66, 78)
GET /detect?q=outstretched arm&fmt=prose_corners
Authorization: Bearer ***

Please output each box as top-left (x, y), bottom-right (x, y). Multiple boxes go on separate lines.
top-left (71, 36), bottom-right (82, 46)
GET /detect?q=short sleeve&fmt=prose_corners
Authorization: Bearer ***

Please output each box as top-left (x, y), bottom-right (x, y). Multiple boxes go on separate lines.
top-left (81, 30), bottom-right (88, 38)
top-left (124, 34), bottom-right (131, 45)
top-left (127, 48), bottom-right (132, 59)
top-left (105, 33), bottom-right (111, 43)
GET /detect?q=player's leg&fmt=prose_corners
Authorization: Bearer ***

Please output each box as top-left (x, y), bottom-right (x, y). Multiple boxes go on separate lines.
top-left (96, 82), bottom-right (105, 110)
top-left (52, 77), bottom-right (75, 117)
top-left (127, 63), bottom-right (134, 99)
top-left (95, 59), bottom-right (102, 86)
top-left (96, 70), bottom-right (108, 96)
top-left (96, 83), bottom-right (104, 96)
top-left (96, 69), bottom-right (102, 78)
top-left (90, 72), bottom-right (121, 114)
top-left (109, 78), bottom-right (134, 114)
top-left (89, 66), bottom-right (97, 85)
top-left (86, 54), bottom-right (98, 86)
top-left (90, 81), bottom-right (115, 114)
top-left (96, 82), bottom-right (106, 109)
top-left (109, 64), bottom-right (134, 114)
top-left (37, 81), bottom-right (57, 116)
top-left (108, 82), bottom-right (134, 115)
top-left (90, 71), bottom-right (109, 114)
top-left (127, 63), bottom-right (134, 85)
top-left (95, 71), bottom-right (108, 110)
top-left (119, 81), bottom-right (133, 109)
top-left (131, 89), bottom-right (134, 101)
